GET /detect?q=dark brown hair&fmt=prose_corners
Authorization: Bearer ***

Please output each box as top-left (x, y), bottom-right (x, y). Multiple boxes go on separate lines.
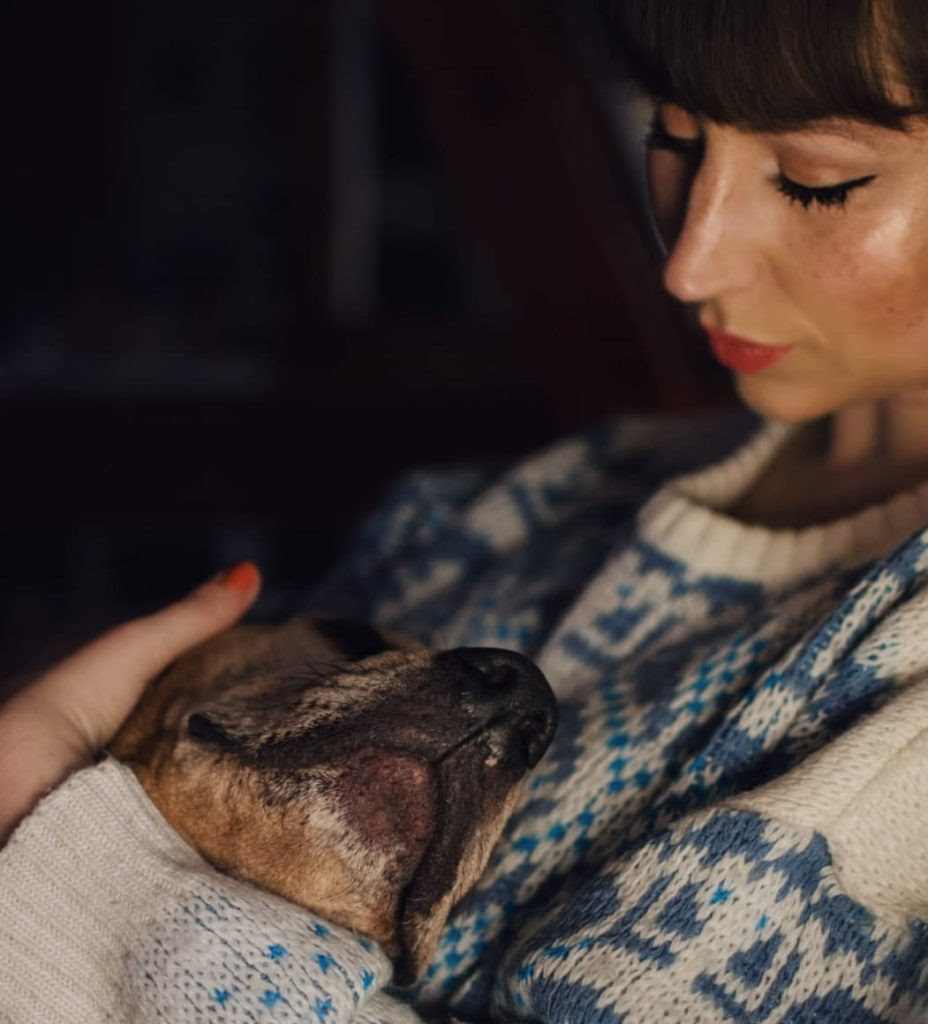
top-left (613, 0), bottom-right (928, 130)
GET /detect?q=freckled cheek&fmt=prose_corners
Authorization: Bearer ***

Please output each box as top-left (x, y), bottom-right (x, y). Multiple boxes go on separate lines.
top-left (801, 213), bottom-right (928, 332)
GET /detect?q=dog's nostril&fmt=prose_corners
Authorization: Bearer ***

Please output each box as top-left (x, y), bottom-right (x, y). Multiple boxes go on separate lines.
top-left (444, 647), bottom-right (537, 692)
top-left (518, 713), bottom-right (553, 768)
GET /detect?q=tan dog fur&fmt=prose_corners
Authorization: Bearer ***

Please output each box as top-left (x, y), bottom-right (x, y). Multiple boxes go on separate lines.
top-left (109, 615), bottom-right (556, 983)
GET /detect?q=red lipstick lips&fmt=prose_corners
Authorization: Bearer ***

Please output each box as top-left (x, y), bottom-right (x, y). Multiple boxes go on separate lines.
top-left (705, 327), bottom-right (794, 374)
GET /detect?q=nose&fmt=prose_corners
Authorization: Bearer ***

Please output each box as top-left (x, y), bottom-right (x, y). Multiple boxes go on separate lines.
top-left (446, 647), bottom-right (538, 692)
top-left (437, 647), bottom-right (558, 767)
top-left (659, 159), bottom-right (760, 305)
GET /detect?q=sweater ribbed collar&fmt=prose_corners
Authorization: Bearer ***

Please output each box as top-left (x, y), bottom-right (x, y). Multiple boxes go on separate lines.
top-left (636, 418), bottom-right (928, 588)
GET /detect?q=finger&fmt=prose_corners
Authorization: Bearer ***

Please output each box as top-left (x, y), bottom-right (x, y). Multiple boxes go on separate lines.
top-left (29, 561), bottom-right (262, 749)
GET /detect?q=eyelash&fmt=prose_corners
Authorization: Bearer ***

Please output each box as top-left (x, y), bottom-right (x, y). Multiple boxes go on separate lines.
top-left (644, 125), bottom-right (877, 211)
top-left (773, 173), bottom-right (876, 210)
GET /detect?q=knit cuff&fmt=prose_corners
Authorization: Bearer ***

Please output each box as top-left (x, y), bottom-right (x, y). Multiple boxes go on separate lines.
top-left (0, 759), bottom-right (218, 1021)
top-left (0, 758), bottom-right (394, 1024)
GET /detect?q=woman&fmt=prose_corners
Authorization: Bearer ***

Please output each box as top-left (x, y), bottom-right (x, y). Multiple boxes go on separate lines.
top-left (4, 1), bottom-right (928, 1021)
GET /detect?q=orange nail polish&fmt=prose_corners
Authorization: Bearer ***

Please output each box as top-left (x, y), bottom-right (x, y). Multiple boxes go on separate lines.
top-left (218, 561), bottom-right (260, 593)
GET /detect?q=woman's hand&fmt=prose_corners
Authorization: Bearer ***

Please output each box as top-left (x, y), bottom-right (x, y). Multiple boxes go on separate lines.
top-left (0, 561), bottom-right (261, 845)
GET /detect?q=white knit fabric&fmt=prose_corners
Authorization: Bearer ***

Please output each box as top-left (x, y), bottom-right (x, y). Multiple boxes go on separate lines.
top-left (0, 761), bottom-right (394, 1023)
top-left (728, 671), bottom-right (928, 925)
top-left (638, 418), bottom-right (928, 586)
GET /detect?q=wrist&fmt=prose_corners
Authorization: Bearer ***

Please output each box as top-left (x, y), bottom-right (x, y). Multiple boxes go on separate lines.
top-left (0, 692), bottom-right (91, 845)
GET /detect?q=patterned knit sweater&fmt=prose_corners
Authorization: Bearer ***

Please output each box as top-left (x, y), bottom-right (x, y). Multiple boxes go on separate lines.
top-left (4, 409), bottom-right (928, 1023)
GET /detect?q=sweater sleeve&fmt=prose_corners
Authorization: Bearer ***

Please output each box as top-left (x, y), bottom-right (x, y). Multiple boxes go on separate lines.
top-left (0, 759), bottom-right (435, 1024)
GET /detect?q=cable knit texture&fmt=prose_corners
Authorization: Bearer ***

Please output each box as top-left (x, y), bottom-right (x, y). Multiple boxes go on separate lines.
top-left (5, 409), bottom-right (928, 1022)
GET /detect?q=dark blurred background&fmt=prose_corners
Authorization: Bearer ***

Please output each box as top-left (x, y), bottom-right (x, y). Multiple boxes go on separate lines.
top-left (0, 0), bottom-right (731, 676)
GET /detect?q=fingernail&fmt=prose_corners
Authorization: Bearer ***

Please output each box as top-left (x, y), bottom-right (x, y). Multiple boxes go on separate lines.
top-left (217, 561), bottom-right (260, 594)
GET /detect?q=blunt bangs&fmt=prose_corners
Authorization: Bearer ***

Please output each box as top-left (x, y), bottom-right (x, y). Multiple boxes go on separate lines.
top-left (613, 0), bottom-right (928, 131)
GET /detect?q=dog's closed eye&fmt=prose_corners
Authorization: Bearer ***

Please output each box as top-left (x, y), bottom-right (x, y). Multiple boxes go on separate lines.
top-left (186, 712), bottom-right (240, 753)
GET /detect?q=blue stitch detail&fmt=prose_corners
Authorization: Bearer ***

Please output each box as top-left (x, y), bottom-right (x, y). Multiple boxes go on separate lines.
top-left (728, 933), bottom-right (783, 987)
top-left (514, 836), bottom-right (539, 854)
top-left (634, 769), bottom-right (653, 789)
top-left (710, 884), bottom-right (733, 905)
top-left (657, 883), bottom-right (705, 940)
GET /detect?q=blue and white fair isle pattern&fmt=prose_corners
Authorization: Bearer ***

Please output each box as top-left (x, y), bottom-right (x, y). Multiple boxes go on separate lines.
top-left (130, 879), bottom-right (390, 1022)
top-left (308, 411), bottom-right (928, 1022)
top-left (129, 414), bottom-right (925, 1022)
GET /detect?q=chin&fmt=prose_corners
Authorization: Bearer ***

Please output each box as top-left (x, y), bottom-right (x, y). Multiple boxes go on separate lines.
top-left (733, 373), bottom-right (839, 425)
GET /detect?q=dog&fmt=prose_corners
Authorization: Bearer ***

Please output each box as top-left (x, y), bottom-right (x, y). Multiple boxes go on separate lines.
top-left (109, 615), bottom-right (557, 985)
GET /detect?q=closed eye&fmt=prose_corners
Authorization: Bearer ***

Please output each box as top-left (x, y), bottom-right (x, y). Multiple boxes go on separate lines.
top-left (644, 121), bottom-right (703, 155)
top-left (645, 112), bottom-right (878, 213)
top-left (645, 122), bottom-right (877, 213)
top-left (774, 172), bottom-right (877, 210)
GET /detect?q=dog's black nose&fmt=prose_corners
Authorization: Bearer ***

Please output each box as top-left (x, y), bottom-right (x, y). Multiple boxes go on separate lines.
top-left (438, 647), bottom-right (558, 768)
top-left (446, 647), bottom-right (538, 693)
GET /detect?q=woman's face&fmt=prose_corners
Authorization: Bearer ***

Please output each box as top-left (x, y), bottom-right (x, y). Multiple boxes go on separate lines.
top-left (647, 102), bottom-right (928, 422)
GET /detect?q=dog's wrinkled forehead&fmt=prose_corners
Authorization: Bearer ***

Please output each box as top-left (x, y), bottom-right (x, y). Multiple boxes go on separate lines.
top-left (197, 616), bottom-right (422, 692)
top-left (176, 616), bottom-right (440, 759)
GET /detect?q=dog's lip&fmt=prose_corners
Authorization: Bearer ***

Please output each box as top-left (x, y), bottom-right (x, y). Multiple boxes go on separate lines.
top-left (433, 709), bottom-right (556, 770)
top-left (393, 709), bottom-right (555, 985)
top-left (393, 765), bottom-right (471, 984)
top-left (434, 715), bottom-right (505, 766)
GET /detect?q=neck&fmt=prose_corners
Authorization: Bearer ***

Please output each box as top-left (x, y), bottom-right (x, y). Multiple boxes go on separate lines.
top-left (829, 391), bottom-right (928, 469)
top-left (726, 394), bottom-right (928, 530)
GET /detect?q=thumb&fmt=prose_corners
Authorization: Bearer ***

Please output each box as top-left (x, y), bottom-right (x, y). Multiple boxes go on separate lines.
top-left (31, 561), bottom-right (262, 750)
